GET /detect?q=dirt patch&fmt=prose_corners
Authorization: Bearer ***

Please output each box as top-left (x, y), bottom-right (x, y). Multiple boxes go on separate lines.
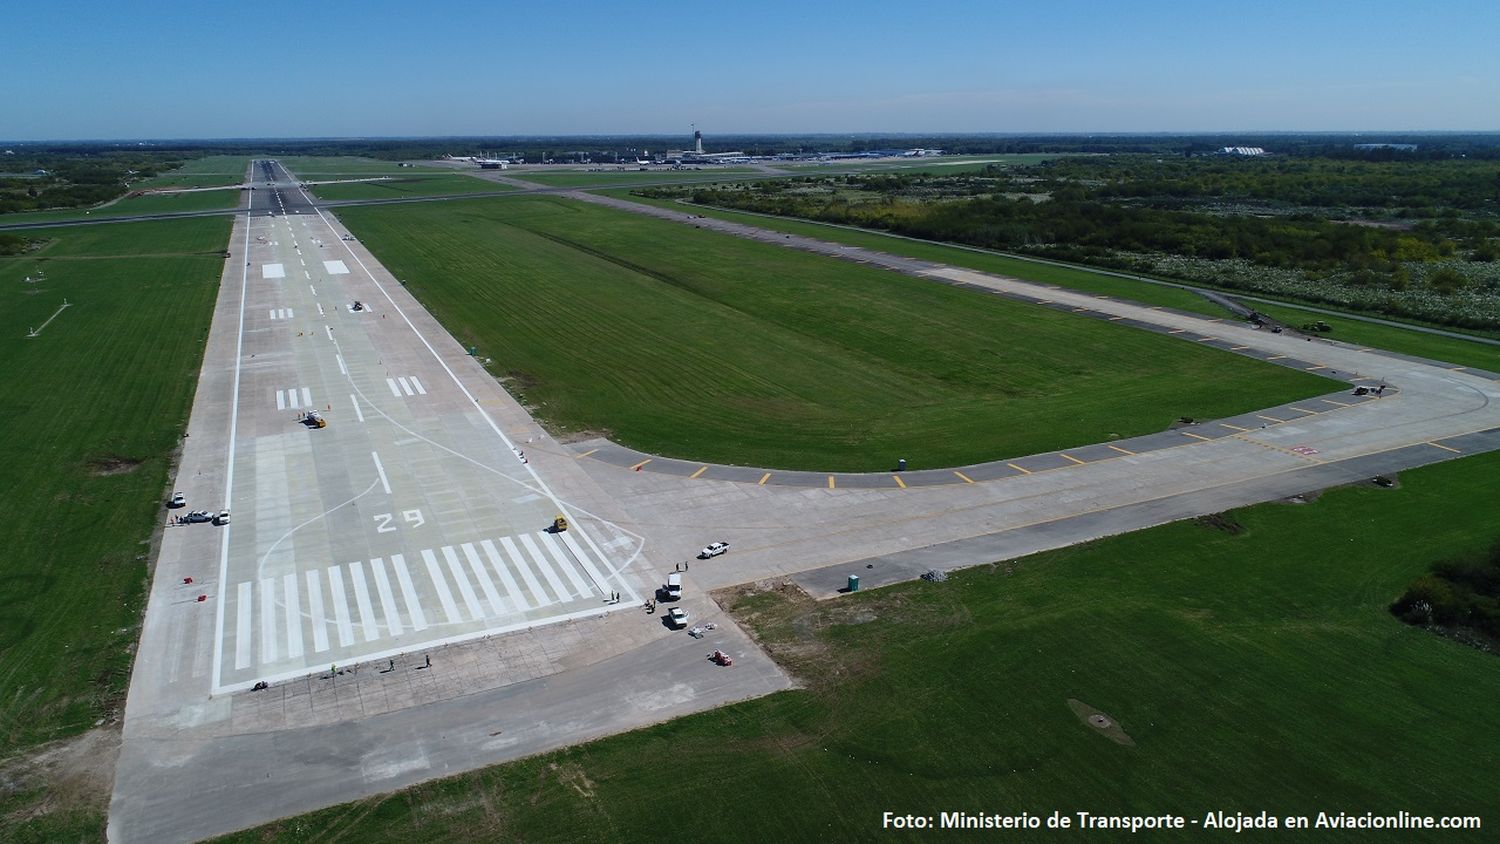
top-left (1195, 512), bottom-right (1245, 535)
top-left (1066, 699), bottom-right (1135, 747)
top-left (0, 725), bottom-right (120, 826)
top-left (557, 428), bottom-right (612, 445)
top-left (547, 761), bottom-right (596, 799)
top-left (86, 455), bottom-right (142, 476)
top-left (1280, 489), bottom-right (1325, 505)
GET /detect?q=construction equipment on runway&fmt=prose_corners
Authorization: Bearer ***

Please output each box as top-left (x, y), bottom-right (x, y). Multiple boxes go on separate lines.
top-left (550, 514), bottom-right (569, 533)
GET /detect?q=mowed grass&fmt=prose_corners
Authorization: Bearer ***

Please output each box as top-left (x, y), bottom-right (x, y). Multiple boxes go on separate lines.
top-left (336, 196), bottom-right (1332, 471)
top-left (514, 168), bottom-right (760, 188)
top-left (132, 155), bottom-right (250, 189)
top-left (0, 217), bottom-right (228, 756)
top-left (276, 156), bottom-right (446, 179)
top-left (606, 190), bottom-right (1230, 317)
top-left (219, 450), bottom-right (1500, 844)
top-left (1249, 302), bottom-right (1500, 373)
top-left (0, 157), bottom-right (250, 225)
top-left (309, 174), bottom-right (512, 201)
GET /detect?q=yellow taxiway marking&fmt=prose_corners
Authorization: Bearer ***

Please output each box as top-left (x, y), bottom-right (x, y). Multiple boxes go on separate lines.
top-left (1107, 444), bottom-right (1136, 455)
top-left (1007, 462), bottom-right (1032, 475)
top-left (1169, 328), bottom-right (1187, 334)
top-left (1230, 345), bottom-right (1249, 350)
top-left (1356, 348), bottom-right (1373, 352)
top-left (1320, 398), bottom-right (1351, 407)
top-left (1267, 355), bottom-right (1286, 360)
top-left (1219, 422), bottom-right (1250, 432)
top-left (953, 470), bottom-right (975, 484)
top-left (1150, 306), bottom-right (1165, 310)
top-left (689, 465), bottom-right (708, 479)
top-left (629, 458), bottom-right (652, 471)
top-left (1060, 453), bottom-right (1086, 465)
top-left (575, 448), bottom-right (599, 459)
top-left (1181, 431), bottom-right (1213, 441)
top-left (1256, 414), bottom-right (1285, 424)
top-left (1197, 336), bottom-right (1216, 342)
top-left (1305, 365), bottom-right (1326, 371)
top-left (1108, 315), bottom-right (1125, 321)
top-left (1449, 366), bottom-right (1467, 371)
top-left (758, 473), bottom-right (771, 485)
top-left (827, 475), bottom-right (837, 489)
top-left (1290, 406), bottom-right (1320, 414)
top-left (1072, 307), bottom-right (1089, 312)
top-left (1427, 441), bottom-right (1462, 454)
top-left (892, 474), bottom-right (907, 489)
top-left (1037, 300), bottom-right (1053, 305)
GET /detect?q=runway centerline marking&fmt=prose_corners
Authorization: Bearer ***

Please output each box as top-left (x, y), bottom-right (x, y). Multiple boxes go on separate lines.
top-left (371, 451), bottom-right (391, 494)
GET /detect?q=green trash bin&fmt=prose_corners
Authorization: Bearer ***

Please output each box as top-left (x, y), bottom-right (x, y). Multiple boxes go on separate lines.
top-left (847, 574), bottom-right (860, 593)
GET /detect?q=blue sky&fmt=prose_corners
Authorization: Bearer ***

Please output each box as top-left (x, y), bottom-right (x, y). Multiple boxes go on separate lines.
top-left (4, 0), bottom-right (1496, 139)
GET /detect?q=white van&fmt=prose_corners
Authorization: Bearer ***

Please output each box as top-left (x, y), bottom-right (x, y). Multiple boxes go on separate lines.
top-left (665, 572), bottom-right (683, 600)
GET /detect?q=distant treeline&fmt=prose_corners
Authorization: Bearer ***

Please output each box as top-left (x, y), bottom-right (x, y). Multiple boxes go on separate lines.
top-left (1392, 541), bottom-right (1500, 652)
top-left (0, 151), bottom-right (185, 214)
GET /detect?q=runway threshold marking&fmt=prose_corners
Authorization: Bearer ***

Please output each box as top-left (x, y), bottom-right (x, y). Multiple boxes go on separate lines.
top-left (758, 472), bottom-right (771, 485)
top-left (1426, 441), bottom-right (1462, 454)
top-left (1107, 444), bottom-right (1135, 455)
top-left (689, 465), bottom-right (709, 479)
top-left (575, 448), bottom-right (599, 459)
top-left (371, 451), bottom-right (392, 494)
top-left (1007, 462), bottom-right (1032, 475)
top-left (953, 470), bottom-right (975, 483)
top-left (1060, 453), bottom-right (1085, 465)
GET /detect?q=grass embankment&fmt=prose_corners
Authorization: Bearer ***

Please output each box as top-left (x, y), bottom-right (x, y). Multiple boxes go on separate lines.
top-left (337, 196), bottom-right (1332, 471)
top-left (1249, 302), bottom-right (1500, 373)
top-left (0, 217), bottom-right (228, 756)
top-left (512, 168), bottom-right (760, 188)
top-left (220, 449), bottom-right (1500, 843)
top-left (308, 174), bottom-right (512, 201)
top-left (607, 190), bottom-right (1228, 317)
top-left (275, 156), bottom-right (446, 179)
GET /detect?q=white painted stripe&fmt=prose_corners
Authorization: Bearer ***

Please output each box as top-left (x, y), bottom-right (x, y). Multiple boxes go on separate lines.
top-left (519, 533), bottom-right (572, 602)
top-left (261, 263), bottom-right (285, 278)
top-left (387, 378), bottom-right (402, 398)
top-left (318, 302), bottom-right (326, 317)
top-left (276, 389), bottom-right (286, 411)
top-left (560, 530), bottom-right (611, 593)
top-left (371, 451), bottom-right (391, 494)
top-left (287, 389), bottom-right (300, 409)
top-left (422, 549), bottom-right (464, 624)
top-left (306, 569), bottom-right (329, 653)
top-left (350, 394), bottom-right (365, 422)
top-left (349, 562), bottom-right (379, 642)
top-left (268, 309), bottom-right (276, 319)
top-left (326, 566), bottom-right (354, 648)
top-left (461, 542), bottom-right (505, 616)
top-left (391, 553), bottom-right (427, 631)
top-left (442, 546), bottom-right (485, 621)
top-left (282, 572), bottom-right (303, 659)
top-left (398, 377), bottom-right (414, 396)
top-left (480, 539), bottom-right (528, 611)
top-left (325, 325), bottom-right (334, 341)
top-left (369, 557), bottom-right (404, 636)
top-left (259, 578), bottom-right (277, 663)
top-left (301, 387), bottom-right (312, 407)
top-left (234, 581), bottom-right (252, 670)
top-left (500, 535), bottom-right (553, 607)
top-left (410, 376), bottom-right (427, 395)
top-left (539, 531), bottom-right (593, 599)
top-left (304, 270), bottom-right (311, 280)
top-left (336, 353), bottom-right (346, 375)
top-left (309, 285), bottom-right (316, 296)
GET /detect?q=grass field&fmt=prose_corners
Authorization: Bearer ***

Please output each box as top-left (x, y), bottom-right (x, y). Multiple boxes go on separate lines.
top-left (606, 190), bottom-right (1230, 318)
top-left (336, 196), bottom-right (1332, 471)
top-left (1247, 302), bottom-right (1500, 374)
top-left (275, 157), bottom-right (446, 179)
top-left (512, 168), bottom-right (760, 188)
top-left (0, 157), bottom-right (249, 225)
top-left (219, 448), bottom-right (1500, 843)
top-left (308, 174), bottom-right (512, 201)
top-left (131, 155), bottom-right (250, 190)
top-left (0, 217), bottom-right (228, 760)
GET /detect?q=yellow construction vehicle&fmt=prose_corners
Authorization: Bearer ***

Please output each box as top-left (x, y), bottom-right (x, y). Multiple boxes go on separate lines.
top-left (551, 514), bottom-right (568, 533)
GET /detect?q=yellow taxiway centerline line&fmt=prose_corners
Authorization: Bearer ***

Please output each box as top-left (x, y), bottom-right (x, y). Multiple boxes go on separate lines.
top-left (629, 458), bottom-right (652, 471)
top-left (575, 448), bottom-right (599, 459)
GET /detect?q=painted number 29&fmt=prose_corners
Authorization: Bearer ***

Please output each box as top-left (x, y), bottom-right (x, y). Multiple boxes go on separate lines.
top-left (374, 509), bottom-right (425, 533)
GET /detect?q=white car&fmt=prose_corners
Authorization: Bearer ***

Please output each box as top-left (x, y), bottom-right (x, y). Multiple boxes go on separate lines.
top-left (169, 492), bottom-right (186, 508)
top-left (214, 510), bottom-right (231, 525)
top-left (698, 541), bottom-right (730, 559)
top-left (185, 510), bottom-right (213, 523)
top-left (667, 607), bottom-right (689, 629)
